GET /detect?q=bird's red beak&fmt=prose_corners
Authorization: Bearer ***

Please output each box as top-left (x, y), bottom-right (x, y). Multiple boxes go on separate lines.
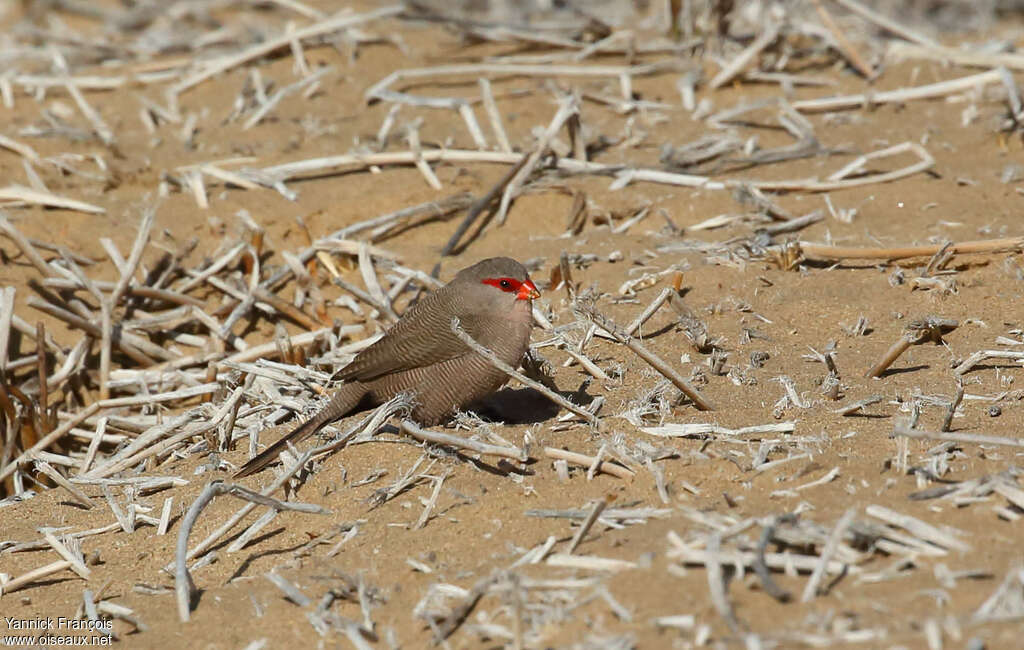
top-left (517, 279), bottom-right (540, 301)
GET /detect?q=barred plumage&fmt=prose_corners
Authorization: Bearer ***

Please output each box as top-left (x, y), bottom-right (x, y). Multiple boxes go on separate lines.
top-left (234, 257), bottom-right (537, 477)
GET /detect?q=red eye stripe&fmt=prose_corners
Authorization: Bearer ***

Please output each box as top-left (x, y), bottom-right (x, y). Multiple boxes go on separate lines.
top-left (482, 277), bottom-right (522, 293)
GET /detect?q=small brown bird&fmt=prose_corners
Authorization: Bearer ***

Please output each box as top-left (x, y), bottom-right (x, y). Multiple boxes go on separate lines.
top-left (234, 257), bottom-right (540, 477)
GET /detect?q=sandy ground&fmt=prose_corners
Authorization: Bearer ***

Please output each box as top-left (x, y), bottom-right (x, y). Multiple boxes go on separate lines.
top-left (2, 1), bottom-right (1024, 648)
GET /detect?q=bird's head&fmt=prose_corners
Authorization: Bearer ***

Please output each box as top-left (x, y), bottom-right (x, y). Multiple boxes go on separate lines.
top-left (455, 257), bottom-right (540, 316)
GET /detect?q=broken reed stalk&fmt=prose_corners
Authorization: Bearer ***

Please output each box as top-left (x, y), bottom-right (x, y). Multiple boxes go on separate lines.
top-left (865, 317), bottom-right (958, 378)
top-left (809, 0), bottom-right (874, 78)
top-left (450, 318), bottom-right (600, 427)
top-left (566, 498), bottom-right (609, 554)
top-left (336, 192), bottom-right (474, 243)
top-left (33, 458), bottom-right (92, 508)
top-left (176, 480), bottom-right (328, 621)
top-left (800, 237), bottom-right (1024, 261)
top-left (27, 297), bottom-right (161, 365)
top-left (0, 186), bottom-right (105, 214)
top-left (887, 40), bottom-right (1024, 70)
top-left (173, 5), bottom-right (404, 94)
top-left (705, 531), bottom-right (740, 633)
top-left (833, 0), bottom-right (939, 48)
top-left (364, 61), bottom-right (670, 104)
top-left (0, 213), bottom-right (61, 278)
top-left (754, 517), bottom-right (794, 603)
top-left (439, 154), bottom-right (530, 259)
top-left (709, 21), bottom-right (781, 89)
top-left (431, 573), bottom-right (501, 642)
top-left (35, 322), bottom-right (48, 434)
top-left (1, 560), bottom-right (75, 596)
top-left (574, 302), bottom-right (715, 411)
top-left (99, 208), bottom-right (155, 399)
top-left (941, 380), bottom-right (964, 432)
top-left (865, 332), bottom-right (918, 379)
top-left (791, 69), bottom-right (1003, 112)
top-left (251, 286), bottom-right (320, 330)
top-left (0, 286), bottom-right (14, 373)
top-left (800, 508), bottom-right (856, 603)
top-left (0, 402), bottom-right (102, 484)
top-left (495, 97), bottom-right (578, 224)
top-left (249, 141), bottom-right (932, 199)
top-left (543, 447), bottom-right (634, 481)
top-left (399, 420), bottom-right (526, 461)
top-left (179, 451), bottom-right (314, 568)
top-left (954, 349), bottom-right (1024, 376)
top-left (893, 421), bottom-right (1024, 449)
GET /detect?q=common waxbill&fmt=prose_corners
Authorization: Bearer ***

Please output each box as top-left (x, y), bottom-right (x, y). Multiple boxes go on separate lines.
top-left (234, 257), bottom-right (540, 477)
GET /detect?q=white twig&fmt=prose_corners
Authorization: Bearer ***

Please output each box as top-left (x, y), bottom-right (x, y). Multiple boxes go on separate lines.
top-left (801, 509), bottom-right (856, 602)
top-left (176, 480), bottom-right (328, 621)
top-left (709, 22), bottom-right (781, 89)
top-left (400, 421), bottom-right (526, 461)
top-left (478, 78), bottom-right (511, 153)
top-left (451, 318), bottom-right (599, 426)
top-left (173, 7), bottom-right (402, 94)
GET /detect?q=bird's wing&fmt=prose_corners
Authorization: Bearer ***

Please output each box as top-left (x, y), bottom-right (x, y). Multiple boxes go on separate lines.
top-left (338, 286), bottom-right (491, 382)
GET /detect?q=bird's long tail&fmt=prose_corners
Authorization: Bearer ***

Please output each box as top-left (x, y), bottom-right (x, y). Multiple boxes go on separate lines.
top-left (233, 382), bottom-right (368, 478)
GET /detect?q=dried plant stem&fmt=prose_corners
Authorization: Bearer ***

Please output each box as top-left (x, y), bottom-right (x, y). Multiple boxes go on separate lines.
top-left (893, 422), bottom-right (1024, 449)
top-left (251, 287), bottom-right (319, 330)
top-left (705, 532), bottom-right (740, 633)
top-left (0, 402), bottom-right (102, 484)
top-left (333, 193), bottom-right (473, 242)
top-left (0, 213), bottom-right (59, 278)
top-left (576, 303), bottom-right (714, 411)
top-left (834, 394), bottom-right (883, 416)
top-left (251, 142), bottom-right (932, 197)
top-left (27, 297), bottom-right (162, 365)
top-left (0, 186), bottom-right (105, 214)
top-left (35, 322), bottom-right (48, 433)
top-left (866, 504), bottom-right (970, 552)
top-left (626, 288), bottom-right (673, 336)
top-left (365, 61), bottom-right (669, 103)
top-left (32, 459), bottom-right (93, 508)
top-left (41, 529), bottom-right (91, 579)
top-left (176, 479), bottom-right (328, 621)
top-left (179, 451), bottom-right (314, 567)
top-left (888, 41), bottom-right (1024, 71)
top-left (399, 420), bottom-right (526, 461)
top-left (0, 134), bottom-right (39, 162)
top-left (440, 155), bottom-right (530, 258)
top-left (478, 78), bottom-right (511, 153)
top-left (810, 0), bottom-right (873, 78)
top-left (450, 318), bottom-right (599, 426)
top-left (801, 508), bottom-right (856, 602)
top-left (800, 237), bottom-right (1024, 261)
top-left (431, 573), bottom-right (500, 642)
top-left (1, 560), bottom-right (74, 596)
top-left (865, 332), bottom-right (916, 379)
top-left (496, 97), bottom-right (578, 224)
top-left (709, 22), bottom-right (781, 89)
top-left (941, 381), bottom-right (964, 432)
top-left (0, 287), bottom-right (14, 373)
top-left (792, 69), bottom-right (1002, 112)
top-left (543, 448), bottom-right (634, 481)
top-left (63, 75), bottom-right (116, 146)
top-left (173, 6), bottom-right (403, 94)
top-left (954, 349), bottom-right (1024, 376)
top-left (222, 327), bottom-right (347, 365)
top-left (865, 317), bottom-right (957, 378)
top-left (567, 498), bottom-right (608, 554)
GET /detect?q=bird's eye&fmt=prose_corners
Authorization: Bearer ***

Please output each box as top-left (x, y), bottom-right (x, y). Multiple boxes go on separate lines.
top-left (482, 277), bottom-right (520, 293)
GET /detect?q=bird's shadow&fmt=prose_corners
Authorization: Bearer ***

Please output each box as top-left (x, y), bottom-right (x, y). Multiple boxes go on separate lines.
top-left (471, 386), bottom-right (580, 425)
